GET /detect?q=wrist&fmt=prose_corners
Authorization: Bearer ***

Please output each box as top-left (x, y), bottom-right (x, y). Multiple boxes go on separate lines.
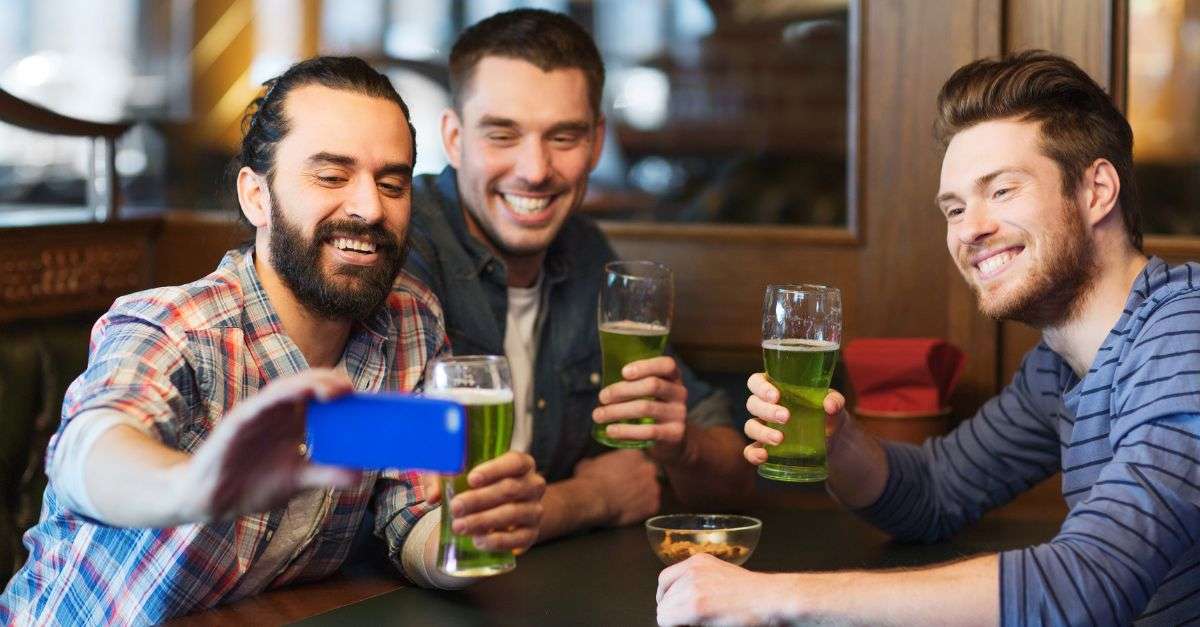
top-left (551, 475), bottom-right (613, 530)
top-left (649, 423), bottom-right (695, 467)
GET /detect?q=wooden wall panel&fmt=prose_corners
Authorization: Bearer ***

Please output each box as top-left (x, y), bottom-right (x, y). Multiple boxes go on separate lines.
top-left (0, 221), bottom-right (159, 323)
top-left (1006, 0), bottom-right (1114, 86)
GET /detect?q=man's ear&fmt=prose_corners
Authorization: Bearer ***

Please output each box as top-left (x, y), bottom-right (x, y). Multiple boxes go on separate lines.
top-left (236, 167), bottom-right (271, 228)
top-left (441, 108), bottom-right (463, 169)
top-left (1081, 158), bottom-right (1120, 228)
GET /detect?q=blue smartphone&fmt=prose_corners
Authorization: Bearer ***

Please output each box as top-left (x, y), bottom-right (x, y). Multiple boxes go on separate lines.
top-left (306, 393), bottom-right (466, 473)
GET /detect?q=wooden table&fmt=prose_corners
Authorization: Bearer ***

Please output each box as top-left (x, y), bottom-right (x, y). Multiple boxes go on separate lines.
top-left (171, 483), bottom-right (1065, 626)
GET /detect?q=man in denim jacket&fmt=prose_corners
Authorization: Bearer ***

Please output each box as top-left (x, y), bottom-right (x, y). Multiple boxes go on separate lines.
top-left (404, 9), bottom-right (754, 543)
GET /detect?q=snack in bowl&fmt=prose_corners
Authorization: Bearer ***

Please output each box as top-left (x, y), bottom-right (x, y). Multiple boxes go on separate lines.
top-left (645, 514), bottom-right (762, 566)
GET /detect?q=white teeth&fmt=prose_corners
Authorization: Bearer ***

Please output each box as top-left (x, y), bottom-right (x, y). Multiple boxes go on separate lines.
top-left (502, 193), bottom-right (550, 214)
top-left (332, 237), bottom-right (376, 254)
top-left (978, 250), bottom-right (1017, 275)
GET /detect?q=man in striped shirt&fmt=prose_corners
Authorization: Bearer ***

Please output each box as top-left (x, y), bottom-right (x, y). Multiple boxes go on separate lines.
top-left (0, 57), bottom-right (544, 625)
top-left (657, 52), bottom-right (1200, 626)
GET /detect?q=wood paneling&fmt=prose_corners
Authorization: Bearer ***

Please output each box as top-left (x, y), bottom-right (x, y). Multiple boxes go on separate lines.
top-left (1006, 0), bottom-right (1114, 86)
top-left (0, 221), bottom-right (159, 323)
top-left (154, 211), bottom-right (248, 287)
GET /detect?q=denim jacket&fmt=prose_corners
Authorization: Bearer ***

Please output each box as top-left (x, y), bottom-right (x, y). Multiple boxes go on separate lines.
top-left (404, 167), bottom-right (730, 482)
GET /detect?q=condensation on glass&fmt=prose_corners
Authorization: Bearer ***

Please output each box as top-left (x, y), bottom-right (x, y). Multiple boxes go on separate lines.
top-left (1128, 0), bottom-right (1200, 236)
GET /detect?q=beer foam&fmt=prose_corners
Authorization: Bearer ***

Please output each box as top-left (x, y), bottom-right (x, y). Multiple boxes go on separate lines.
top-left (761, 338), bottom-right (840, 351)
top-left (425, 388), bottom-right (514, 405)
top-left (599, 320), bottom-right (670, 335)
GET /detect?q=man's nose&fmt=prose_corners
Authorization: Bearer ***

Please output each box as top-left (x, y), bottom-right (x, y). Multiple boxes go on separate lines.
top-left (344, 177), bottom-right (384, 223)
top-left (513, 139), bottom-right (551, 186)
top-left (955, 202), bottom-right (998, 245)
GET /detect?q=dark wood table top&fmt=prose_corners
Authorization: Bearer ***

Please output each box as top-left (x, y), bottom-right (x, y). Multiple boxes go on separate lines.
top-left (170, 482), bottom-right (1067, 626)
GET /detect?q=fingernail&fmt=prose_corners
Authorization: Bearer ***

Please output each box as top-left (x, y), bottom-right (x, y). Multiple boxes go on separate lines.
top-left (772, 434), bottom-right (783, 445)
top-left (774, 409), bottom-right (787, 420)
top-left (452, 521), bottom-right (465, 534)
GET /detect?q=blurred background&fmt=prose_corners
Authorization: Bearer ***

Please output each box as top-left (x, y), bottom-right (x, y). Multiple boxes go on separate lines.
top-left (0, 0), bottom-right (852, 228)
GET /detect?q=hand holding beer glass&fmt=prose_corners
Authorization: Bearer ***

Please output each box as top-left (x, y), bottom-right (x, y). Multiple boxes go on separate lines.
top-left (593, 261), bottom-right (673, 449)
top-left (426, 355), bottom-right (517, 576)
top-left (757, 285), bottom-right (841, 482)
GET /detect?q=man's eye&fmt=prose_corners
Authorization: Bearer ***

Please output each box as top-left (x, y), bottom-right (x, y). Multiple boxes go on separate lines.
top-left (993, 187), bottom-right (1011, 199)
top-left (487, 134), bottom-right (517, 143)
top-left (552, 134), bottom-right (581, 145)
top-left (317, 176), bottom-right (346, 185)
top-left (946, 207), bottom-right (964, 218)
top-left (379, 183), bottom-right (407, 197)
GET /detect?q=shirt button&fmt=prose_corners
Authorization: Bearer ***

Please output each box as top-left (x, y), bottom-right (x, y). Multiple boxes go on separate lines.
top-left (590, 372), bottom-right (600, 385)
top-left (536, 398), bottom-right (547, 410)
top-left (265, 530), bottom-right (275, 541)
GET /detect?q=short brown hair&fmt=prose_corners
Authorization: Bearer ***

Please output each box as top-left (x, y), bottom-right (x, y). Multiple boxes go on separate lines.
top-left (449, 8), bottom-right (605, 119)
top-left (935, 50), bottom-right (1142, 251)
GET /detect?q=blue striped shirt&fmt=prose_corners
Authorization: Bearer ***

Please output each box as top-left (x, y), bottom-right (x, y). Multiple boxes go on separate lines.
top-left (858, 257), bottom-right (1200, 625)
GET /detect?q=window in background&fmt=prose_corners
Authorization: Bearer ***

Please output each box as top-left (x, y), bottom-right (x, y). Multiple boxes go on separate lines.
top-left (323, 0), bottom-right (852, 227)
top-left (1128, 0), bottom-right (1200, 236)
top-left (0, 0), bottom-right (189, 219)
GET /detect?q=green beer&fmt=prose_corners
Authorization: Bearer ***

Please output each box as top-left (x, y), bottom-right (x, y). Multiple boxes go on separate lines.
top-left (759, 338), bottom-right (839, 482)
top-left (436, 388), bottom-right (516, 577)
top-left (593, 320), bottom-right (669, 448)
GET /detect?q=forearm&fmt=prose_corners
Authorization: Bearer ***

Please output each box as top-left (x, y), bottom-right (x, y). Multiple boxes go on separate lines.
top-left (536, 477), bottom-right (609, 542)
top-left (658, 425), bottom-right (756, 510)
top-left (81, 424), bottom-right (192, 527)
top-left (825, 417), bottom-right (889, 509)
top-left (791, 554), bottom-right (998, 626)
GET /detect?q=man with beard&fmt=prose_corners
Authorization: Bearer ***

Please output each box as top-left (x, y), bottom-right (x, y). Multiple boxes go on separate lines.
top-left (656, 52), bottom-right (1200, 626)
top-left (0, 57), bottom-right (544, 624)
top-left (404, 8), bottom-right (755, 544)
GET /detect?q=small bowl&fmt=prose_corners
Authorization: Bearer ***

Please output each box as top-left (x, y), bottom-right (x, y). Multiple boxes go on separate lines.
top-left (645, 514), bottom-right (762, 566)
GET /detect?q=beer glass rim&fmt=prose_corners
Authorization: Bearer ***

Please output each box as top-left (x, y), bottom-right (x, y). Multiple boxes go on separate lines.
top-left (605, 260), bottom-right (672, 281)
top-left (432, 354), bottom-right (509, 366)
top-left (765, 283), bottom-right (839, 296)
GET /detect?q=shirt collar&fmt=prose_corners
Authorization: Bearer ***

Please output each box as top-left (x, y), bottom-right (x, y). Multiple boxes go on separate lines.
top-left (230, 247), bottom-right (392, 389)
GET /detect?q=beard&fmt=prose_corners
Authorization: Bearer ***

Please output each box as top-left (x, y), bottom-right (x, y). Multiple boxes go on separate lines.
top-left (969, 197), bottom-right (1098, 328)
top-left (267, 197), bottom-right (408, 321)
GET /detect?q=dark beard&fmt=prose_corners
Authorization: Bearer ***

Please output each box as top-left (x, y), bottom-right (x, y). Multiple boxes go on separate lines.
top-left (976, 198), bottom-right (1098, 328)
top-left (268, 199), bottom-right (408, 321)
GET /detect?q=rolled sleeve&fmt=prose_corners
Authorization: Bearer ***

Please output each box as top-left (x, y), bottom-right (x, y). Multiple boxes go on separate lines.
top-left (49, 316), bottom-right (193, 465)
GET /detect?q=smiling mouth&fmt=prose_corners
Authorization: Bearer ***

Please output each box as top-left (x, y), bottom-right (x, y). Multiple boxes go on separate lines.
top-left (974, 247), bottom-right (1023, 279)
top-left (330, 237), bottom-right (378, 255)
top-left (500, 192), bottom-right (553, 216)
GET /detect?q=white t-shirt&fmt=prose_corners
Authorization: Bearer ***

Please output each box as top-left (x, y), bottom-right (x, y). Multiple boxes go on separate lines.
top-left (504, 275), bottom-right (542, 454)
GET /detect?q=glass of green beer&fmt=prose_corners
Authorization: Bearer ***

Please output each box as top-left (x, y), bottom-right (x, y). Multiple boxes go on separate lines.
top-left (593, 260), bottom-right (673, 449)
top-left (426, 355), bottom-right (516, 577)
top-left (759, 284), bottom-right (841, 482)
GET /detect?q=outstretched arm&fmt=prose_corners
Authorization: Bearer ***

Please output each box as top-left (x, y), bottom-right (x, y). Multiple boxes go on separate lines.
top-left (59, 369), bottom-right (360, 527)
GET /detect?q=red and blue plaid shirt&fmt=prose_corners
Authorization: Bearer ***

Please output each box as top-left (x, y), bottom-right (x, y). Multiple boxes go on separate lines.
top-left (1, 248), bottom-right (448, 625)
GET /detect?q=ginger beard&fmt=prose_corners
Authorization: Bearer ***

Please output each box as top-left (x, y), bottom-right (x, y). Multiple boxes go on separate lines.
top-left (267, 193), bottom-right (408, 321)
top-left (961, 195), bottom-right (1099, 328)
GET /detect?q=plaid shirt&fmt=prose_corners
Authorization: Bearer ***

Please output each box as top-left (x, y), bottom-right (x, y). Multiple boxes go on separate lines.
top-left (1, 248), bottom-right (448, 625)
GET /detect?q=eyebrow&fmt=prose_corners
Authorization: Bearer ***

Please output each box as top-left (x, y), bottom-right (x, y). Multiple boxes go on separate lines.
top-left (935, 167), bottom-right (1030, 206)
top-left (476, 115), bottom-right (593, 136)
top-left (305, 151), bottom-right (412, 179)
